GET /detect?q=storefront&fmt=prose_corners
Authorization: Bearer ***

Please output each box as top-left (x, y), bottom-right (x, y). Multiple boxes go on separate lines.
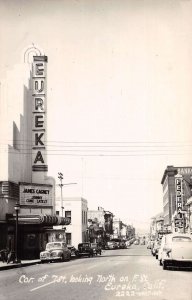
top-left (6, 214), bottom-right (70, 259)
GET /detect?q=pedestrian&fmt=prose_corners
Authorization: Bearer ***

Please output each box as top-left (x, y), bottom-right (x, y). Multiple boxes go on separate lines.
top-left (7, 250), bottom-right (16, 264)
top-left (0, 249), bottom-right (8, 263)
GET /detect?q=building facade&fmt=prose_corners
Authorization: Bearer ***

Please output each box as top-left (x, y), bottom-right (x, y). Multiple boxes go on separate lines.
top-left (161, 165), bottom-right (192, 233)
top-left (55, 197), bottom-right (88, 248)
top-left (150, 212), bottom-right (164, 239)
top-left (0, 48), bottom-right (69, 258)
top-left (113, 218), bottom-right (123, 239)
top-left (87, 207), bottom-right (106, 244)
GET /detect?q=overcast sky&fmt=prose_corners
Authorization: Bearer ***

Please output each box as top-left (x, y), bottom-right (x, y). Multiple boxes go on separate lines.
top-left (1, 0), bottom-right (192, 232)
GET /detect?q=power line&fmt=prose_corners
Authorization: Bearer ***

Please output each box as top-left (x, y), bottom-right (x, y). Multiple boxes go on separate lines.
top-left (1, 139), bottom-right (192, 145)
top-left (4, 151), bottom-right (192, 157)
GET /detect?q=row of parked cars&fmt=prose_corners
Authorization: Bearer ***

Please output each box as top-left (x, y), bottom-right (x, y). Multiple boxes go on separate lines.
top-left (104, 238), bottom-right (137, 249)
top-left (40, 242), bottom-right (102, 263)
top-left (149, 232), bottom-right (192, 270)
top-left (40, 237), bottom-right (138, 263)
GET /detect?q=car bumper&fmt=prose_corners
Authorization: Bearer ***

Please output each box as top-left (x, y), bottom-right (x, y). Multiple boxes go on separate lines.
top-left (78, 252), bottom-right (91, 256)
top-left (163, 259), bottom-right (192, 268)
top-left (40, 256), bottom-right (62, 261)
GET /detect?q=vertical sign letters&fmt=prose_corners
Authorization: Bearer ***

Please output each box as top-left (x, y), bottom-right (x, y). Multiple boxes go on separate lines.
top-left (32, 56), bottom-right (48, 172)
top-left (175, 176), bottom-right (183, 219)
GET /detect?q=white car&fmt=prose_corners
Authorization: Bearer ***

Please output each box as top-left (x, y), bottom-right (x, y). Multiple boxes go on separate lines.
top-left (159, 233), bottom-right (192, 270)
top-left (40, 242), bottom-right (71, 263)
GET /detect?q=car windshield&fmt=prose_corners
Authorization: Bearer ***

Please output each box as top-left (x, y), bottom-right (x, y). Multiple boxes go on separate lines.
top-left (79, 243), bottom-right (89, 247)
top-left (46, 243), bottom-right (62, 250)
top-left (172, 236), bottom-right (191, 242)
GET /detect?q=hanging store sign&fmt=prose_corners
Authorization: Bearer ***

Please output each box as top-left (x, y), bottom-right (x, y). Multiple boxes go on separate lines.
top-left (20, 184), bottom-right (52, 206)
top-left (175, 175), bottom-right (183, 219)
top-left (32, 56), bottom-right (48, 172)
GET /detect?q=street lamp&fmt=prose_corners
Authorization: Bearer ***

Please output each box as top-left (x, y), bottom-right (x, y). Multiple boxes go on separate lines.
top-left (14, 202), bottom-right (21, 263)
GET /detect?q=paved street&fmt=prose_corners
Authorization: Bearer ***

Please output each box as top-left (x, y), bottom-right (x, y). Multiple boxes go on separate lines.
top-left (0, 244), bottom-right (191, 300)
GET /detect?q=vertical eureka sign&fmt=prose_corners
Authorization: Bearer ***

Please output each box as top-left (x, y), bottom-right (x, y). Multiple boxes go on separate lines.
top-left (175, 174), bottom-right (183, 219)
top-left (32, 56), bottom-right (48, 173)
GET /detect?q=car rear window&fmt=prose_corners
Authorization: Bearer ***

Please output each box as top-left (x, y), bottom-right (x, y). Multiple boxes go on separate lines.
top-left (172, 236), bottom-right (191, 242)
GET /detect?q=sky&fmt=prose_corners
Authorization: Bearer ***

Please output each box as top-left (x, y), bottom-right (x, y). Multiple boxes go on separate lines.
top-left (1, 0), bottom-right (192, 232)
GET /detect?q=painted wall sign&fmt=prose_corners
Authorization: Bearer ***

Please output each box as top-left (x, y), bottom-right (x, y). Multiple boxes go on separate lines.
top-left (177, 167), bottom-right (192, 175)
top-left (20, 184), bottom-right (52, 206)
top-left (32, 56), bottom-right (48, 172)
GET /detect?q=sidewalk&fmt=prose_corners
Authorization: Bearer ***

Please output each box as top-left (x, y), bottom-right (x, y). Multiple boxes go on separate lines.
top-left (0, 259), bottom-right (41, 271)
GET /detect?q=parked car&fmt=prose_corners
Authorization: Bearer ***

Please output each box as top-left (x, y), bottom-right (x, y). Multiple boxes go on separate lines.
top-left (134, 240), bottom-right (139, 245)
top-left (159, 233), bottom-right (192, 270)
top-left (90, 243), bottom-right (102, 255)
top-left (76, 243), bottom-right (94, 258)
top-left (40, 242), bottom-right (71, 263)
top-left (147, 240), bottom-right (154, 250)
top-left (146, 241), bottom-right (151, 249)
top-left (151, 240), bottom-right (161, 258)
top-left (119, 241), bottom-right (126, 249)
top-left (140, 240), bottom-right (145, 245)
top-left (158, 235), bottom-right (166, 266)
top-left (125, 241), bottom-right (131, 248)
top-left (67, 245), bottom-right (77, 258)
top-left (105, 241), bottom-right (116, 250)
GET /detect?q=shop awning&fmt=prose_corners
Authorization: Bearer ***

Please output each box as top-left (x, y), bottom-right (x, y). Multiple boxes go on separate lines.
top-left (7, 214), bottom-right (71, 226)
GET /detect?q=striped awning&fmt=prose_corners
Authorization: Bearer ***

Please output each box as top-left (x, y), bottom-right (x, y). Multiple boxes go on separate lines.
top-left (7, 214), bottom-right (71, 225)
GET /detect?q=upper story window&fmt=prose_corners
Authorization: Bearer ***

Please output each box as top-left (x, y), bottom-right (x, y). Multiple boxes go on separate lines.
top-left (65, 211), bottom-right (71, 223)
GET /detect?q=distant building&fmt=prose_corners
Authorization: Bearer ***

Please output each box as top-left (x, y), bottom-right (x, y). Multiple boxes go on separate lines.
top-left (113, 218), bottom-right (122, 238)
top-left (55, 197), bottom-right (88, 248)
top-left (120, 223), bottom-right (127, 239)
top-left (104, 211), bottom-right (114, 238)
top-left (87, 207), bottom-right (106, 243)
top-left (127, 225), bottom-right (135, 239)
top-left (161, 165), bottom-right (192, 231)
top-left (88, 207), bottom-right (105, 227)
top-left (150, 212), bottom-right (164, 239)
top-left (87, 208), bottom-right (115, 245)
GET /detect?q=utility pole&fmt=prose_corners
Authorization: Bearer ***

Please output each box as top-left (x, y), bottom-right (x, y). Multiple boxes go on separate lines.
top-left (58, 172), bottom-right (64, 217)
top-left (58, 172), bottom-right (77, 218)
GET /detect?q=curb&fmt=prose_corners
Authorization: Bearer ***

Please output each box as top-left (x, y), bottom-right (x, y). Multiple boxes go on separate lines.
top-left (0, 261), bottom-right (41, 271)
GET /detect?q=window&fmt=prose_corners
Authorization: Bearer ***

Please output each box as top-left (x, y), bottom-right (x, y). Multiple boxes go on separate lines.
top-left (56, 211), bottom-right (60, 216)
top-left (65, 211), bottom-right (71, 223)
top-left (66, 233), bottom-right (71, 245)
top-left (172, 236), bottom-right (191, 242)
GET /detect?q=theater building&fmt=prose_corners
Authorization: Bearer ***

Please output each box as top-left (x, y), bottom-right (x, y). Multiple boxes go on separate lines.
top-left (161, 165), bottom-right (192, 232)
top-left (0, 47), bottom-right (69, 259)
